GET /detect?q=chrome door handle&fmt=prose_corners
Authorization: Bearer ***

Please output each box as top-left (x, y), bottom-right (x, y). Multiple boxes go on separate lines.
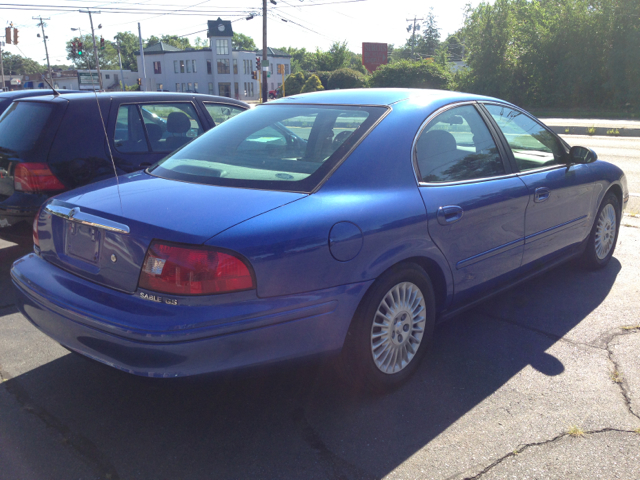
top-left (437, 205), bottom-right (464, 225)
top-left (534, 187), bottom-right (550, 203)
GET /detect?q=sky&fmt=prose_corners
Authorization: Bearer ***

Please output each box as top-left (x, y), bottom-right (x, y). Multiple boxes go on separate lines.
top-left (1, 0), bottom-right (488, 68)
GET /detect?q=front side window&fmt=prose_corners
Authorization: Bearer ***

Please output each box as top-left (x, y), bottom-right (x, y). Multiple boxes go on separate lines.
top-left (217, 59), bottom-right (230, 74)
top-left (216, 39), bottom-right (229, 55)
top-left (484, 104), bottom-right (567, 172)
top-left (204, 103), bottom-right (245, 125)
top-left (139, 103), bottom-right (204, 152)
top-left (149, 105), bottom-right (386, 193)
top-left (415, 104), bottom-right (505, 183)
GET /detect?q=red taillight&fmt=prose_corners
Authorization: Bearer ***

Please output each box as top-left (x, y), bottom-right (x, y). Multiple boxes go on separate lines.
top-left (139, 241), bottom-right (255, 296)
top-left (14, 163), bottom-right (65, 193)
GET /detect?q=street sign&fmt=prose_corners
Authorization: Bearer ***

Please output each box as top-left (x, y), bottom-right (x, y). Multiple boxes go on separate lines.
top-left (77, 72), bottom-right (100, 89)
top-left (362, 43), bottom-right (388, 73)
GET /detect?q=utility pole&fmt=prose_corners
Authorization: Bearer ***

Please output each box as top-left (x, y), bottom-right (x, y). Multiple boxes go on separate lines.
top-left (116, 38), bottom-right (125, 92)
top-left (262, 0), bottom-right (268, 104)
top-left (33, 17), bottom-right (54, 86)
top-left (406, 16), bottom-right (423, 61)
top-left (0, 42), bottom-right (5, 91)
top-left (79, 10), bottom-right (103, 90)
top-left (138, 23), bottom-right (147, 91)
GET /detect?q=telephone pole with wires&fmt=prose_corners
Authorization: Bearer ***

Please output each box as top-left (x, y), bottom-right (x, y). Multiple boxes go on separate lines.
top-left (262, 0), bottom-right (268, 104)
top-left (0, 41), bottom-right (5, 91)
top-left (78, 10), bottom-right (103, 91)
top-left (33, 16), bottom-right (54, 86)
top-left (406, 16), bottom-right (423, 61)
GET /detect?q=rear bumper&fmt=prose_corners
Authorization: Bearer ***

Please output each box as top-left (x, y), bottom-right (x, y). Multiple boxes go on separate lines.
top-left (12, 253), bottom-right (370, 377)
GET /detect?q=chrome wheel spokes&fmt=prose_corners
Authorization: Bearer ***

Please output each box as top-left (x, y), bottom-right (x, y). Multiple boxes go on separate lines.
top-left (370, 282), bottom-right (426, 374)
top-left (594, 204), bottom-right (616, 260)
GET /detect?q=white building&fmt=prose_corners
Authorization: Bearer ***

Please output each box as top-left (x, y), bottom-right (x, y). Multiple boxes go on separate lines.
top-left (135, 18), bottom-right (291, 101)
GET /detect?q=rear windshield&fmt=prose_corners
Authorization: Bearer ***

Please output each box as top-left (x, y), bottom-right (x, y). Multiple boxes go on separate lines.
top-left (148, 104), bottom-right (387, 192)
top-left (0, 101), bottom-right (56, 153)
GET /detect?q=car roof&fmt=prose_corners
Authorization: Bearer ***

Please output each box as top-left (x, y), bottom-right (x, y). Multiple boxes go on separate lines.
top-left (15, 91), bottom-right (249, 108)
top-left (0, 89), bottom-right (82, 100)
top-left (267, 88), bottom-right (502, 107)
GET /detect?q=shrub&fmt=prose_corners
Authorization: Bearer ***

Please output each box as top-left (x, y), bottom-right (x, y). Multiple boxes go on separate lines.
top-left (301, 74), bottom-right (324, 93)
top-left (284, 72), bottom-right (306, 96)
top-left (327, 68), bottom-right (368, 90)
top-left (370, 59), bottom-right (451, 90)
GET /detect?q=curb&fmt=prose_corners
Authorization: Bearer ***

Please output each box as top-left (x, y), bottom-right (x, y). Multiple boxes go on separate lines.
top-left (546, 125), bottom-right (640, 137)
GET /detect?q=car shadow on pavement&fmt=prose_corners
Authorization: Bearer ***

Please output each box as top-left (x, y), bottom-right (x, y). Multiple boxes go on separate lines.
top-left (0, 259), bottom-right (621, 480)
top-left (0, 243), bottom-right (33, 307)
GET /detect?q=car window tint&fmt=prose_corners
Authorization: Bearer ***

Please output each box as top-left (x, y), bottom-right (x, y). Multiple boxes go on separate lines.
top-left (204, 104), bottom-right (245, 125)
top-left (114, 105), bottom-right (149, 153)
top-left (140, 103), bottom-right (204, 153)
top-left (0, 101), bottom-right (54, 153)
top-left (149, 105), bottom-right (385, 193)
top-left (484, 104), bottom-right (566, 171)
top-left (416, 105), bottom-right (504, 183)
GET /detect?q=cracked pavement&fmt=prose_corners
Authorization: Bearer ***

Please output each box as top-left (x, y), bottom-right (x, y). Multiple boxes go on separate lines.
top-left (1, 223), bottom-right (639, 480)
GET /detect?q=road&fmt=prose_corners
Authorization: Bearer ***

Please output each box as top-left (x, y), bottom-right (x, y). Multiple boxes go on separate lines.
top-left (0, 137), bottom-right (639, 479)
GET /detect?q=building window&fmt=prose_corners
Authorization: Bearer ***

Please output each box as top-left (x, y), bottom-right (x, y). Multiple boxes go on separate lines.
top-left (105, 74), bottom-right (110, 79)
top-left (158, 83), bottom-right (163, 91)
top-left (216, 39), bottom-right (229, 55)
top-left (233, 59), bottom-right (238, 74)
top-left (153, 61), bottom-right (162, 74)
top-left (180, 60), bottom-right (185, 73)
top-left (187, 82), bottom-right (192, 91)
top-left (182, 82), bottom-right (186, 92)
top-left (270, 62), bottom-right (273, 74)
top-left (176, 83), bottom-right (180, 92)
top-left (192, 60), bottom-right (197, 73)
top-left (194, 82), bottom-right (199, 92)
top-left (207, 60), bottom-right (212, 74)
top-left (234, 82), bottom-right (238, 99)
top-left (219, 82), bottom-right (231, 97)
top-left (186, 61), bottom-right (191, 73)
top-left (208, 82), bottom-right (213, 94)
top-left (217, 59), bottom-right (230, 74)
top-left (174, 60), bottom-right (179, 73)
top-left (285, 64), bottom-right (290, 74)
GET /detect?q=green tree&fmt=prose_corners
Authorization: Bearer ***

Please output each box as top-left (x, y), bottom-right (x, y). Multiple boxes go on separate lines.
top-left (232, 33), bottom-right (256, 51)
top-left (146, 35), bottom-right (191, 50)
top-left (66, 34), bottom-right (118, 69)
top-left (113, 31), bottom-right (139, 71)
top-left (315, 41), bottom-right (350, 71)
top-left (2, 52), bottom-right (44, 75)
top-left (419, 8), bottom-right (441, 57)
top-left (284, 71), bottom-right (307, 96)
top-left (300, 74), bottom-right (324, 93)
top-left (370, 59), bottom-right (451, 90)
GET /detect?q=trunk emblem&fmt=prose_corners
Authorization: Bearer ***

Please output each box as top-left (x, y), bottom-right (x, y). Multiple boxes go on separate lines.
top-left (110, 254), bottom-right (117, 263)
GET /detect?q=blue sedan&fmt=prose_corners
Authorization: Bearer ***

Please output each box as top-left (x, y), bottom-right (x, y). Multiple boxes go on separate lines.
top-left (11, 89), bottom-right (628, 391)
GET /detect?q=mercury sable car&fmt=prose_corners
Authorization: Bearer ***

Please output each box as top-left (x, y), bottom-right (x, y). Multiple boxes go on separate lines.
top-left (12, 89), bottom-right (628, 391)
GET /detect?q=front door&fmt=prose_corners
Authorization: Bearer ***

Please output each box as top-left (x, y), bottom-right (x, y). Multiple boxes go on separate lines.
top-left (483, 104), bottom-right (595, 269)
top-left (415, 104), bottom-right (530, 307)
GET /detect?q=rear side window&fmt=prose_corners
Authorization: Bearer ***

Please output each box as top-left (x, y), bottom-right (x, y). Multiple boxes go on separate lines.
top-left (0, 101), bottom-right (55, 153)
top-left (204, 103), bottom-right (245, 125)
top-left (416, 104), bottom-right (504, 183)
top-left (149, 104), bottom-right (386, 193)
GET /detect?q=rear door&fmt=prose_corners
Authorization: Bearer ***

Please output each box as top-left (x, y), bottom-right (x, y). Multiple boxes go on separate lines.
top-left (416, 103), bottom-right (530, 307)
top-left (109, 100), bottom-right (207, 172)
top-left (482, 103), bottom-right (595, 270)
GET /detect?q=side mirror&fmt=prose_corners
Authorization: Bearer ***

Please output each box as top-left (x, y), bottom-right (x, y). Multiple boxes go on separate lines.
top-left (569, 146), bottom-right (597, 164)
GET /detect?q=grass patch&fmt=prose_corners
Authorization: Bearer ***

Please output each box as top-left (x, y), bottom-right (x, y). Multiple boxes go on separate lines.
top-left (529, 108), bottom-right (640, 120)
top-left (567, 425), bottom-right (586, 437)
top-left (606, 128), bottom-right (620, 135)
top-left (635, 428), bottom-right (640, 434)
top-left (611, 371), bottom-right (624, 383)
top-left (587, 126), bottom-right (596, 135)
top-left (621, 325), bottom-right (640, 330)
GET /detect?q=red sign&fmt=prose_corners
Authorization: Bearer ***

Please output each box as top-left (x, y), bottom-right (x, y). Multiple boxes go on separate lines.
top-left (362, 43), bottom-right (388, 73)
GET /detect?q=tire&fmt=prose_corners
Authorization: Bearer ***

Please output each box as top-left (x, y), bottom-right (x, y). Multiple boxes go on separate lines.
top-left (338, 263), bottom-right (436, 393)
top-left (582, 192), bottom-right (621, 270)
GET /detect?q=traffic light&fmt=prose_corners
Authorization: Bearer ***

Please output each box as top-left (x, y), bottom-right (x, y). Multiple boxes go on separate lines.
top-left (78, 42), bottom-right (83, 56)
top-left (71, 41), bottom-right (77, 55)
top-left (137, 78), bottom-right (141, 86)
top-left (5, 27), bottom-right (11, 45)
top-left (100, 36), bottom-right (105, 50)
top-left (251, 71), bottom-right (257, 80)
top-left (13, 28), bottom-right (18, 45)
top-left (256, 57), bottom-right (261, 72)
top-left (277, 64), bottom-right (284, 74)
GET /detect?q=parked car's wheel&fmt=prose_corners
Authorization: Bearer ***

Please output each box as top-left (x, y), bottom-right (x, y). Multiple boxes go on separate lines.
top-left (582, 192), bottom-right (621, 270)
top-left (339, 263), bottom-right (436, 392)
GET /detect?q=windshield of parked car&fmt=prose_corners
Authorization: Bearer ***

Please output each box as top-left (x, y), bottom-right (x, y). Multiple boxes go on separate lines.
top-left (148, 104), bottom-right (386, 192)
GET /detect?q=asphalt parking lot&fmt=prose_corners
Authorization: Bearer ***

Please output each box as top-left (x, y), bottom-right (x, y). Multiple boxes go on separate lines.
top-left (1, 134), bottom-right (640, 479)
